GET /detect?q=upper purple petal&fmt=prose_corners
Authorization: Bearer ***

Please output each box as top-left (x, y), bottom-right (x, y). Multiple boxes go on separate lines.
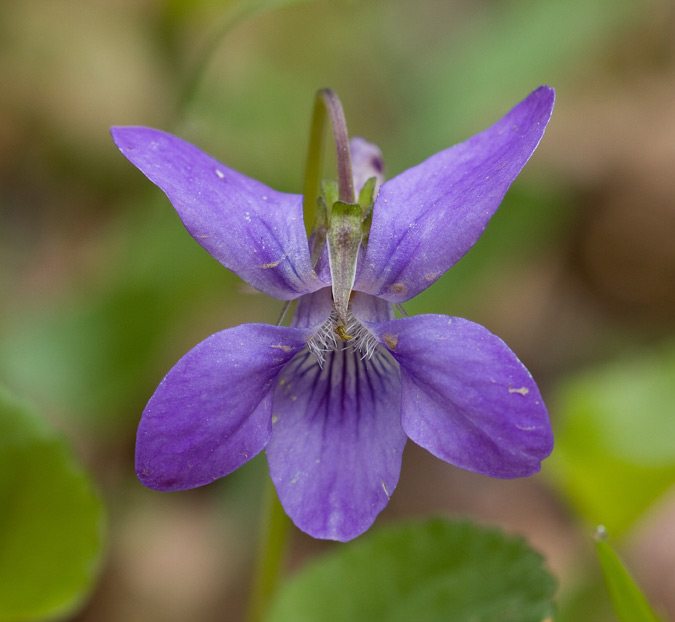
top-left (266, 346), bottom-right (406, 541)
top-left (355, 86), bottom-right (555, 302)
top-left (136, 323), bottom-right (312, 491)
top-left (350, 137), bottom-right (385, 196)
top-left (111, 127), bottom-right (325, 300)
top-left (368, 314), bottom-right (553, 478)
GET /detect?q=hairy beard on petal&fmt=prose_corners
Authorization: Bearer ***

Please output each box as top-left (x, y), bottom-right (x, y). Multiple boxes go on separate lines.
top-left (306, 307), bottom-right (380, 366)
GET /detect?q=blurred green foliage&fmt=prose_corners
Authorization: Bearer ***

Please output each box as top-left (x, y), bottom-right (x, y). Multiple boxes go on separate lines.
top-left (551, 340), bottom-right (675, 535)
top-left (0, 388), bottom-right (103, 621)
top-left (0, 199), bottom-right (241, 431)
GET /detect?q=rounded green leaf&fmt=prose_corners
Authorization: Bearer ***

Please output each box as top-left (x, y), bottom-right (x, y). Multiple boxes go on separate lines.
top-left (0, 388), bottom-right (104, 621)
top-left (266, 518), bottom-right (556, 622)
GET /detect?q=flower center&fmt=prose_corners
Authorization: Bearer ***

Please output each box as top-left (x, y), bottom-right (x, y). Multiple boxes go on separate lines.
top-left (306, 306), bottom-right (379, 366)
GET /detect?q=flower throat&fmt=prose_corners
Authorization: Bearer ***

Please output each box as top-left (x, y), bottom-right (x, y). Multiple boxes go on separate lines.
top-left (299, 89), bottom-right (381, 366)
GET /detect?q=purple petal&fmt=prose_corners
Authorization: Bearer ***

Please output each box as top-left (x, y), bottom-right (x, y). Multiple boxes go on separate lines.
top-left (291, 287), bottom-right (333, 329)
top-left (136, 323), bottom-right (312, 491)
top-left (266, 347), bottom-right (405, 541)
top-left (368, 314), bottom-right (553, 477)
top-left (111, 127), bottom-right (325, 300)
top-left (350, 290), bottom-right (395, 323)
top-left (350, 137), bottom-right (385, 196)
top-left (355, 86), bottom-right (555, 302)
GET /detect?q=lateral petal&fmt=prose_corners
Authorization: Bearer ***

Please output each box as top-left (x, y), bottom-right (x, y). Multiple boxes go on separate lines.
top-left (111, 127), bottom-right (324, 300)
top-left (356, 86), bottom-right (555, 302)
top-left (369, 314), bottom-right (553, 478)
top-left (136, 323), bottom-right (312, 491)
top-left (266, 346), bottom-right (405, 541)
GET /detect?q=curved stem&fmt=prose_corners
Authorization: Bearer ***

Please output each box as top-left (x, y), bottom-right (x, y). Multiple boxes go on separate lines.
top-left (246, 478), bottom-right (291, 622)
top-left (318, 89), bottom-right (355, 205)
top-left (302, 89), bottom-right (355, 235)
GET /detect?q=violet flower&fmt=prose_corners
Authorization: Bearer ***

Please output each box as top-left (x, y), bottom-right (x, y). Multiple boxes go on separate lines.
top-left (112, 86), bottom-right (555, 541)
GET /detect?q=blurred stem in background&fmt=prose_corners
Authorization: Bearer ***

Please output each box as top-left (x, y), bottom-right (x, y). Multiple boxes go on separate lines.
top-left (171, 0), bottom-right (315, 127)
top-left (246, 479), bottom-right (291, 622)
top-left (171, 0), bottom-right (252, 126)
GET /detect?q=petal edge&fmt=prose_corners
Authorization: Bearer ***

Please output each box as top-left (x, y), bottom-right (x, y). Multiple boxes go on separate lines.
top-left (112, 127), bottom-right (325, 300)
top-left (368, 314), bottom-right (553, 478)
top-left (356, 86), bottom-right (555, 302)
top-left (136, 323), bottom-right (311, 491)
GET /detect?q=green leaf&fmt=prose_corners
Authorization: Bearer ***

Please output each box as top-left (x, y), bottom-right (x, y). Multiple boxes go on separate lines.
top-left (549, 340), bottom-right (675, 535)
top-left (595, 528), bottom-right (661, 622)
top-left (0, 387), bottom-right (104, 621)
top-left (266, 518), bottom-right (556, 622)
